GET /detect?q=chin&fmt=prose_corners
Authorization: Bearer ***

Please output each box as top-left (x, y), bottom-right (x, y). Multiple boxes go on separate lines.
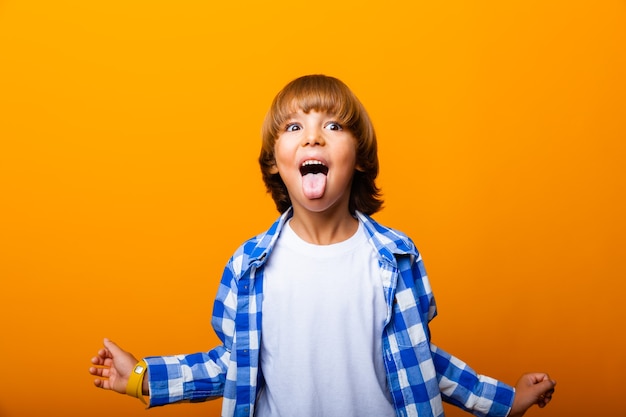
top-left (297, 198), bottom-right (349, 214)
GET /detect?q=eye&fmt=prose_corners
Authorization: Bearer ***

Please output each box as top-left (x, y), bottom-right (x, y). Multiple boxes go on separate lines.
top-left (285, 123), bottom-right (301, 132)
top-left (325, 122), bottom-right (343, 131)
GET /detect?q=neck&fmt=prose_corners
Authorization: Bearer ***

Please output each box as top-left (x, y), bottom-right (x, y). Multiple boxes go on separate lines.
top-left (289, 206), bottom-right (358, 245)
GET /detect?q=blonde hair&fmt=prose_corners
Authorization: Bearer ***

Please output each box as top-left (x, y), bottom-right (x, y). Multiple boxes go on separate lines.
top-left (259, 74), bottom-right (383, 214)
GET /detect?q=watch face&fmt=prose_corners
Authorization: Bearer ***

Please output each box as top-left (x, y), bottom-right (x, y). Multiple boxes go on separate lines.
top-left (134, 365), bottom-right (145, 374)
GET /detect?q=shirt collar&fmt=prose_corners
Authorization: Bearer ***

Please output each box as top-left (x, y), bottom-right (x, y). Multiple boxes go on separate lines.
top-left (246, 208), bottom-right (417, 271)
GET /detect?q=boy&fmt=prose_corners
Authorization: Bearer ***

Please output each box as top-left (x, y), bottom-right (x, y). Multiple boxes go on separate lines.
top-left (90, 74), bottom-right (555, 417)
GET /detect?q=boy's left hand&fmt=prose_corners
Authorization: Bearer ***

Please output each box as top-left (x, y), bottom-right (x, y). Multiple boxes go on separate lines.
top-left (508, 372), bottom-right (556, 417)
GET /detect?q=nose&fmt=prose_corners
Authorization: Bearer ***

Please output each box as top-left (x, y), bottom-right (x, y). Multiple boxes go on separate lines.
top-left (303, 126), bottom-right (325, 146)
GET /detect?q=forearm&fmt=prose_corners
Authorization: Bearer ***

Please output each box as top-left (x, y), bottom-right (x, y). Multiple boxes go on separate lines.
top-left (431, 343), bottom-right (514, 417)
top-left (143, 347), bottom-right (229, 407)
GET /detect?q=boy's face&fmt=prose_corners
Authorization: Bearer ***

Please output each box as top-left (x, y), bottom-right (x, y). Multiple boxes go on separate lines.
top-left (271, 109), bottom-right (358, 215)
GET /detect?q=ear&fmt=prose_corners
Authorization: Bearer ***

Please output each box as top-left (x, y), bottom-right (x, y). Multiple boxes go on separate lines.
top-left (268, 163), bottom-right (279, 174)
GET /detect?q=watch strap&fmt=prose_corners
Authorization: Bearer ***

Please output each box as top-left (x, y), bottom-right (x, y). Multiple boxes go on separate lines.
top-left (126, 359), bottom-right (147, 404)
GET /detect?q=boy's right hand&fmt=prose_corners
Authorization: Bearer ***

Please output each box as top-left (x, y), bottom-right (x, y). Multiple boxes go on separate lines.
top-left (89, 338), bottom-right (139, 394)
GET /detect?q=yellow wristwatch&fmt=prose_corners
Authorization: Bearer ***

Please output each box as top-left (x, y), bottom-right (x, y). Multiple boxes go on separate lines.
top-left (126, 360), bottom-right (147, 404)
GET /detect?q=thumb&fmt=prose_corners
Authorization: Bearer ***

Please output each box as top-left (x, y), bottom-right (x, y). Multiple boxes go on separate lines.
top-left (103, 338), bottom-right (139, 368)
top-left (531, 376), bottom-right (556, 396)
top-left (103, 338), bottom-right (124, 357)
top-left (523, 373), bottom-right (555, 392)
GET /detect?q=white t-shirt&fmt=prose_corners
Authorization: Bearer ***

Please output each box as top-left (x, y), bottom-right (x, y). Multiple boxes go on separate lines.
top-left (255, 220), bottom-right (395, 417)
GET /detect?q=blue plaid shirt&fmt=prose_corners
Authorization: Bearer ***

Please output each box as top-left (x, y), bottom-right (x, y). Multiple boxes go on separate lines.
top-left (144, 209), bottom-right (515, 417)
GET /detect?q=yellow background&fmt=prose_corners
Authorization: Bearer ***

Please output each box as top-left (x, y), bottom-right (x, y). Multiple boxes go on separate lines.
top-left (1, 1), bottom-right (625, 416)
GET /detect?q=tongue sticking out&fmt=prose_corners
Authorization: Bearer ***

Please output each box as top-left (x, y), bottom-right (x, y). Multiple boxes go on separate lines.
top-left (302, 173), bottom-right (327, 199)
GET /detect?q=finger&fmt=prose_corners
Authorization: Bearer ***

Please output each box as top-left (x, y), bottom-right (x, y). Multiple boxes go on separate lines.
top-left (94, 378), bottom-right (111, 390)
top-left (91, 348), bottom-right (111, 364)
top-left (89, 366), bottom-right (111, 378)
top-left (538, 395), bottom-right (552, 408)
top-left (537, 386), bottom-right (555, 407)
top-left (91, 354), bottom-right (106, 366)
top-left (91, 354), bottom-right (114, 369)
top-left (98, 347), bottom-right (111, 359)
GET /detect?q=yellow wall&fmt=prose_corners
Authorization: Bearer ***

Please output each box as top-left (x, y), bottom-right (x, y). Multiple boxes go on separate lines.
top-left (1, 1), bottom-right (624, 416)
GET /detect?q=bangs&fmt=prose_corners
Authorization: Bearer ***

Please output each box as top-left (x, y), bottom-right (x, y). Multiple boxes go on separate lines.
top-left (268, 75), bottom-right (361, 134)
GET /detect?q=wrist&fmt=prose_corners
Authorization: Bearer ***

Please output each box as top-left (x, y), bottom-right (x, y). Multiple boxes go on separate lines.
top-left (126, 360), bottom-right (148, 404)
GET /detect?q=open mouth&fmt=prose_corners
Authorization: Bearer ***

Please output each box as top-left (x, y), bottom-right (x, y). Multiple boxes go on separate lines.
top-left (300, 160), bottom-right (328, 199)
top-left (299, 160), bottom-right (328, 176)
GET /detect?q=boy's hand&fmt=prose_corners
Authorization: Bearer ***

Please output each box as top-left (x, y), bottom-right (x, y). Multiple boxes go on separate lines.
top-left (89, 338), bottom-right (139, 394)
top-left (509, 372), bottom-right (556, 417)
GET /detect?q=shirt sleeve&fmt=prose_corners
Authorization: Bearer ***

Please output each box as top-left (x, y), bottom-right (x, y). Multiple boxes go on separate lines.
top-left (430, 343), bottom-right (515, 417)
top-left (143, 260), bottom-right (239, 407)
top-left (144, 348), bottom-right (229, 406)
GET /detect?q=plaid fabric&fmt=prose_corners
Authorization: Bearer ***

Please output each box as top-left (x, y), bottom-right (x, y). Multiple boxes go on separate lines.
top-left (144, 209), bottom-right (514, 417)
